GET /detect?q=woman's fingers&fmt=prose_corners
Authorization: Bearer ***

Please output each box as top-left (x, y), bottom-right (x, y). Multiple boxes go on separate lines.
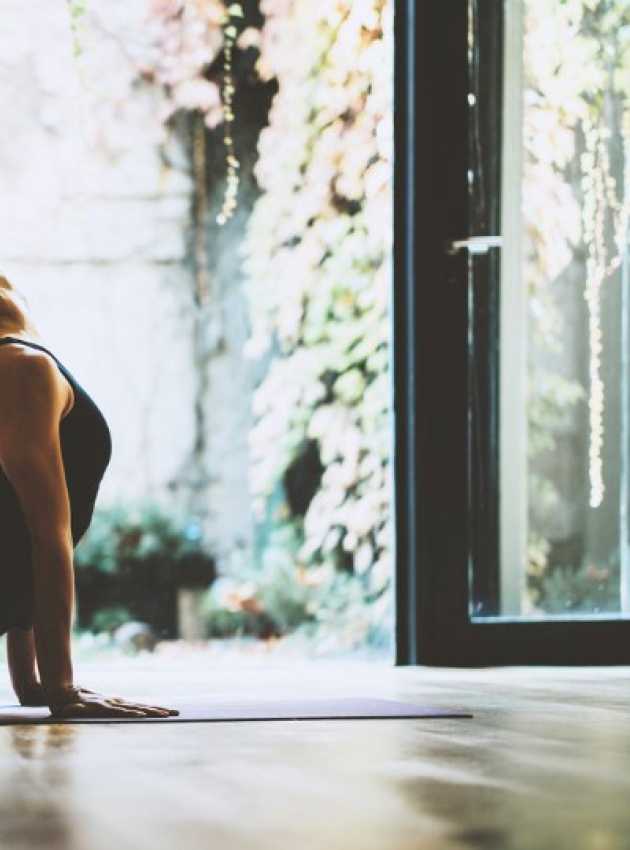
top-left (104, 696), bottom-right (179, 715)
top-left (94, 700), bottom-right (164, 717)
top-left (106, 703), bottom-right (169, 717)
top-left (79, 690), bottom-right (177, 713)
top-left (110, 700), bottom-right (179, 716)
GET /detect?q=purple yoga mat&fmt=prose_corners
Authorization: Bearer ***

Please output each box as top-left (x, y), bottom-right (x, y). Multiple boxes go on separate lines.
top-left (0, 697), bottom-right (472, 724)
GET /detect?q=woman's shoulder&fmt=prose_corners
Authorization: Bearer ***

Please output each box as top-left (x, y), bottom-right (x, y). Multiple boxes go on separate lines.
top-left (0, 340), bottom-right (56, 371)
top-left (0, 344), bottom-right (69, 416)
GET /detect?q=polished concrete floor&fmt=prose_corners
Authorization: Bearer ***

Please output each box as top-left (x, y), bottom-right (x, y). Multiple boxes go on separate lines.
top-left (0, 663), bottom-right (629, 850)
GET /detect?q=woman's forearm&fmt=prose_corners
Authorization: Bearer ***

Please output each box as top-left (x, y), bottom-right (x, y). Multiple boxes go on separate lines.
top-left (30, 534), bottom-right (75, 703)
top-left (7, 627), bottom-right (39, 697)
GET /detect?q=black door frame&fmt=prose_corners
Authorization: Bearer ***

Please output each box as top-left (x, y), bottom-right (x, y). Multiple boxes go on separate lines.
top-left (393, 0), bottom-right (630, 665)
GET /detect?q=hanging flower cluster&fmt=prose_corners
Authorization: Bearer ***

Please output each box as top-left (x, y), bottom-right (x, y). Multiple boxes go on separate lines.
top-left (242, 0), bottom-right (394, 639)
top-left (141, 0), bottom-right (225, 125)
top-left (141, 0), bottom-right (244, 224)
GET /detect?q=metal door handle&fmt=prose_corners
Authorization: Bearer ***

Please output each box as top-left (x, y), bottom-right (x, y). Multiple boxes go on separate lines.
top-left (446, 236), bottom-right (503, 255)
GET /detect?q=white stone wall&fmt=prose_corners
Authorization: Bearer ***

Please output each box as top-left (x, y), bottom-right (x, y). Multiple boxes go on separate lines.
top-left (0, 0), bottom-right (255, 570)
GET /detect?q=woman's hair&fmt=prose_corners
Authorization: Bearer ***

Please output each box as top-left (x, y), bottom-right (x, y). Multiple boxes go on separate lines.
top-left (0, 276), bottom-right (24, 323)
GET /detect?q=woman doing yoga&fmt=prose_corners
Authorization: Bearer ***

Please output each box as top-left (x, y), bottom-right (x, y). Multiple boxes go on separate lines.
top-left (0, 276), bottom-right (178, 718)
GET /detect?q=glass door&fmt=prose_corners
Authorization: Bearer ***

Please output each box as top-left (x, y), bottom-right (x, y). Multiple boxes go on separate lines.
top-left (468, 0), bottom-right (630, 623)
top-left (403, 0), bottom-right (630, 664)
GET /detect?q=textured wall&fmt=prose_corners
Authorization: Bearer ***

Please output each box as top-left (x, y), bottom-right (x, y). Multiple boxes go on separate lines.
top-left (0, 0), bottom-right (259, 572)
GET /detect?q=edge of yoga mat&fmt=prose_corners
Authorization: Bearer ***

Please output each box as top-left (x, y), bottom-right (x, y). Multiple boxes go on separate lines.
top-left (0, 697), bottom-right (473, 724)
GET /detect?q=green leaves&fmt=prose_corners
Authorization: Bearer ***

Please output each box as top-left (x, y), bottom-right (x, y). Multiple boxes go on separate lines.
top-left (67, 0), bottom-right (88, 58)
top-left (68, 0), bottom-right (87, 19)
top-left (240, 0), bottom-right (394, 650)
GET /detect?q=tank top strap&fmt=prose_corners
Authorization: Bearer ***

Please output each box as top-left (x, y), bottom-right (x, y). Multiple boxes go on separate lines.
top-left (0, 336), bottom-right (50, 351)
top-left (0, 335), bottom-right (75, 385)
top-left (0, 335), bottom-right (61, 362)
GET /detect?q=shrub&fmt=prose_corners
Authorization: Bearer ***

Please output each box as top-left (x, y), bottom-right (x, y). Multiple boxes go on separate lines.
top-left (74, 501), bottom-right (216, 638)
top-left (202, 521), bottom-right (392, 651)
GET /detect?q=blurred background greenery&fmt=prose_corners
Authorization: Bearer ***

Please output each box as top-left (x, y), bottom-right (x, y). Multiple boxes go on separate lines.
top-left (0, 0), bottom-right (395, 664)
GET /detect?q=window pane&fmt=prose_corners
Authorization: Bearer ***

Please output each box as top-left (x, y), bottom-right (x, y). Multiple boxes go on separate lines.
top-left (474, 0), bottom-right (630, 619)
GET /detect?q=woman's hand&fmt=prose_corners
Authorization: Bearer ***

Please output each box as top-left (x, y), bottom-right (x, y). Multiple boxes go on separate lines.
top-left (47, 686), bottom-right (180, 719)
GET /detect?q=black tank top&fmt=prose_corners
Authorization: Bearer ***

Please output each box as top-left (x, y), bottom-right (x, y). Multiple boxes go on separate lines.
top-left (0, 336), bottom-right (112, 634)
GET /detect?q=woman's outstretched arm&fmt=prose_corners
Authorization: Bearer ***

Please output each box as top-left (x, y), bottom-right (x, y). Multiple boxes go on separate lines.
top-left (0, 349), bottom-right (177, 718)
top-left (0, 351), bottom-right (76, 705)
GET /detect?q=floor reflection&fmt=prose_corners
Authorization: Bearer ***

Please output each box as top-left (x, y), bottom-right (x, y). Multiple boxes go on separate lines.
top-left (0, 724), bottom-right (78, 850)
top-left (0, 667), bottom-right (629, 850)
top-left (390, 709), bottom-right (630, 850)
top-left (9, 723), bottom-right (77, 758)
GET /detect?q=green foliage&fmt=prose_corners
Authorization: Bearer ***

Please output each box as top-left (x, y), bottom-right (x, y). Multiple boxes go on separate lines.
top-left (202, 521), bottom-right (391, 649)
top-left (238, 0), bottom-right (394, 650)
top-left (74, 501), bottom-right (216, 637)
top-left (90, 606), bottom-right (133, 635)
top-left (67, 0), bottom-right (88, 57)
top-left (69, 0), bottom-right (87, 17)
top-left (202, 524), bottom-right (315, 638)
top-left (75, 501), bottom-right (212, 580)
top-left (68, 0), bottom-right (393, 650)
top-left (536, 557), bottom-right (620, 615)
